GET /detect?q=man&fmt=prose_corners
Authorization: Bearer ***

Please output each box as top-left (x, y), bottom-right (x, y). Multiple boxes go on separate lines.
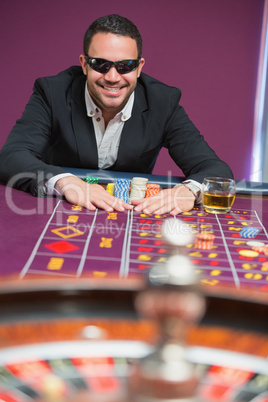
top-left (0, 14), bottom-right (233, 216)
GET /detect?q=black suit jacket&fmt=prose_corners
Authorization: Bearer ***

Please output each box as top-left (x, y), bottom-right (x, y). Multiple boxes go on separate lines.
top-left (0, 66), bottom-right (233, 195)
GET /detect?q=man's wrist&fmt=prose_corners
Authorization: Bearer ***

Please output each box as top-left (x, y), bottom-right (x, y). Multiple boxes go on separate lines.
top-left (45, 173), bottom-right (74, 196)
top-left (181, 181), bottom-right (201, 203)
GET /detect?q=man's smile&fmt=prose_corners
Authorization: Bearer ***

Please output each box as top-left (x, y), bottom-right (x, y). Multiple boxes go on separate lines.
top-left (102, 86), bottom-right (122, 93)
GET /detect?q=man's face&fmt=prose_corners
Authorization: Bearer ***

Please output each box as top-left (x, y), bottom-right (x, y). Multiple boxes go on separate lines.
top-left (80, 32), bottom-right (145, 120)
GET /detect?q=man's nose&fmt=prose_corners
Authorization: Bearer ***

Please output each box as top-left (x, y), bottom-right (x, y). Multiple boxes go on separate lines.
top-left (104, 65), bottom-right (121, 81)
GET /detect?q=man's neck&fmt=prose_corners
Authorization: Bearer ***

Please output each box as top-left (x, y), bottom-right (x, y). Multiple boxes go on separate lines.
top-left (102, 109), bottom-right (121, 128)
top-left (85, 85), bottom-right (135, 127)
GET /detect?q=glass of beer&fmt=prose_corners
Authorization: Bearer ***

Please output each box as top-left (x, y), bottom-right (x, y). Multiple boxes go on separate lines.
top-left (202, 177), bottom-right (236, 213)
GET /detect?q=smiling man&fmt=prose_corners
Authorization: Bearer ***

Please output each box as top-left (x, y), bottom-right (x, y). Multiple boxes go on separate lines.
top-left (80, 32), bottom-right (145, 124)
top-left (0, 14), bottom-right (233, 215)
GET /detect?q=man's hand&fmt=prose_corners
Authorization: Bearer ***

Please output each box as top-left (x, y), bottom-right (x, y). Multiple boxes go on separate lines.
top-left (131, 185), bottom-right (195, 215)
top-left (55, 175), bottom-right (133, 212)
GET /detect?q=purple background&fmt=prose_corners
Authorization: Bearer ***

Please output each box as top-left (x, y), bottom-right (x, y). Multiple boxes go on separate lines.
top-left (0, 0), bottom-right (264, 181)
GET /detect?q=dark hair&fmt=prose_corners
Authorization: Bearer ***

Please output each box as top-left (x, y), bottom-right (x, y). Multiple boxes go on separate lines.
top-left (83, 14), bottom-right (143, 58)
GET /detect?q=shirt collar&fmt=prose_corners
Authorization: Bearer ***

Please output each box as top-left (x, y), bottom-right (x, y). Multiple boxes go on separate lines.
top-left (84, 83), bottom-right (134, 122)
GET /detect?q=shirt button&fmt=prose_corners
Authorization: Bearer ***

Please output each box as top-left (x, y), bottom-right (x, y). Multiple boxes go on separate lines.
top-left (96, 117), bottom-right (101, 122)
top-left (96, 108), bottom-right (99, 113)
top-left (123, 115), bottom-right (127, 120)
top-left (90, 111), bottom-right (94, 116)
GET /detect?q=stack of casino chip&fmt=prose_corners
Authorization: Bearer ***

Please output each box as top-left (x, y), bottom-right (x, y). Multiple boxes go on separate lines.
top-left (114, 178), bottom-right (131, 202)
top-left (195, 232), bottom-right (215, 250)
top-left (106, 183), bottom-right (115, 196)
top-left (247, 240), bottom-right (268, 255)
top-left (145, 183), bottom-right (160, 198)
top-left (129, 177), bottom-right (148, 203)
top-left (83, 176), bottom-right (98, 184)
top-left (240, 227), bottom-right (259, 238)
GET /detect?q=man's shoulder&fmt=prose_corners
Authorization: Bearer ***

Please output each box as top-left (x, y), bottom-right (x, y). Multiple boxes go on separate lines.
top-left (138, 72), bottom-right (181, 94)
top-left (32, 66), bottom-right (85, 101)
top-left (137, 72), bottom-right (182, 107)
top-left (34, 66), bottom-right (84, 88)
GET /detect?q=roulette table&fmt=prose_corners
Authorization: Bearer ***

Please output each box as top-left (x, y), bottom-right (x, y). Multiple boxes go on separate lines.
top-left (0, 170), bottom-right (268, 401)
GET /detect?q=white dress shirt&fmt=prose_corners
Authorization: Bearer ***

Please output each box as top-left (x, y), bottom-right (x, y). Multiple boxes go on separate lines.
top-left (45, 84), bottom-right (134, 195)
top-left (85, 84), bottom-right (134, 169)
top-left (45, 84), bottom-right (201, 196)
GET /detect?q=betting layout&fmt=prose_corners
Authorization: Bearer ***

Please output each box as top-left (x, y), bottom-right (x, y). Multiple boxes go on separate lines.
top-left (19, 199), bottom-right (268, 292)
top-left (19, 200), bottom-right (168, 280)
top-left (181, 205), bottom-right (268, 291)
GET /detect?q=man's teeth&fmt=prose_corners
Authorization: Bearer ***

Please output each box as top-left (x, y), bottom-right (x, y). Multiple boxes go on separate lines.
top-left (103, 86), bottom-right (120, 92)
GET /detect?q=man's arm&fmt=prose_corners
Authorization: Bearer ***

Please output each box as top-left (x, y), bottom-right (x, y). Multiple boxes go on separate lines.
top-left (135, 89), bottom-right (233, 215)
top-left (0, 78), bottom-right (67, 195)
top-left (163, 98), bottom-right (233, 183)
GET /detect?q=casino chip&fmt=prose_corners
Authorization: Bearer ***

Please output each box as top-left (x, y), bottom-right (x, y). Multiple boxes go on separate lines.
top-left (240, 227), bottom-right (259, 238)
top-left (252, 245), bottom-right (267, 253)
top-left (83, 176), bottom-right (98, 184)
top-left (129, 177), bottom-right (148, 203)
top-left (246, 240), bottom-right (265, 247)
top-left (252, 245), bottom-right (268, 255)
top-left (114, 178), bottom-right (131, 202)
top-left (195, 233), bottom-right (215, 250)
top-left (106, 182), bottom-right (115, 196)
top-left (238, 249), bottom-right (259, 257)
top-left (145, 183), bottom-right (160, 198)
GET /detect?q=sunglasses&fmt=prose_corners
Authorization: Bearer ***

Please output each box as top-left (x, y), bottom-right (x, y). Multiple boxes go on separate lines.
top-left (84, 56), bottom-right (141, 75)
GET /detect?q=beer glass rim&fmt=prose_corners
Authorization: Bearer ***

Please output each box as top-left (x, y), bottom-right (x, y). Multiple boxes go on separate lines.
top-left (203, 177), bottom-right (235, 183)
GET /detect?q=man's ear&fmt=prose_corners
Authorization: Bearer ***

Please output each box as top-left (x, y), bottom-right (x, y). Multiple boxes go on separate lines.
top-left (137, 57), bottom-right (145, 77)
top-left (79, 54), bottom-right (87, 75)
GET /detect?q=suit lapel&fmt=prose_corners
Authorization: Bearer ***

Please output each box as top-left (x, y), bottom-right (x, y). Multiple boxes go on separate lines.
top-left (70, 75), bottom-right (150, 171)
top-left (114, 85), bottom-right (150, 171)
top-left (71, 76), bottom-right (98, 168)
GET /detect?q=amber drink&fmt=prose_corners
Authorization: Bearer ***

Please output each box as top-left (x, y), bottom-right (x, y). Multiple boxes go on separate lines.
top-left (202, 177), bottom-right (236, 214)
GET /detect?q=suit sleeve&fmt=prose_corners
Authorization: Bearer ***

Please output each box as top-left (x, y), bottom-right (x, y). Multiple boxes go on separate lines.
top-left (0, 78), bottom-right (67, 195)
top-left (162, 90), bottom-right (233, 183)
